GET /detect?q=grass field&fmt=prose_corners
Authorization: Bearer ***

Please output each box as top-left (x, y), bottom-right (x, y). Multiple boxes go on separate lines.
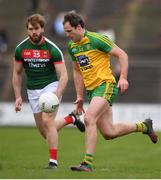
top-left (0, 127), bottom-right (160, 179)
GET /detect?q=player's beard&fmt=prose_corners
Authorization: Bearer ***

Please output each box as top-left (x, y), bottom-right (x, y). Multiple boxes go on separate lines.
top-left (29, 34), bottom-right (43, 44)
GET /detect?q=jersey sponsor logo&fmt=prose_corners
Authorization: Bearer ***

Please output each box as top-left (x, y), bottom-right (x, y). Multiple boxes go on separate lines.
top-left (76, 55), bottom-right (93, 71)
top-left (80, 64), bottom-right (93, 71)
top-left (22, 50), bottom-right (51, 59)
top-left (76, 55), bottom-right (89, 67)
top-left (24, 58), bottom-right (50, 62)
top-left (28, 63), bottom-right (46, 68)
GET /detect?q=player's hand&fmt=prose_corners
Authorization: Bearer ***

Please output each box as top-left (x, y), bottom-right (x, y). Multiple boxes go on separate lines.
top-left (74, 98), bottom-right (85, 115)
top-left (117, 78), bottom-right (129, 93)
top-left (15, 97), bottom-right (22, 112)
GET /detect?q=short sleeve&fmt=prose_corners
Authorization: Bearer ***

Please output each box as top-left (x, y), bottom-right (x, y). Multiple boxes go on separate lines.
top-left (90, 33), bottom-right (114, 53)
top-left (15, 46), bottom-right (23, 62)
top-left (50, 47), bottom-right (64, 63)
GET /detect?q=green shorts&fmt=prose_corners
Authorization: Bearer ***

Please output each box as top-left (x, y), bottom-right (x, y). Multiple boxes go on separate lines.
top-left (86, 82), bottom-right (118, 106)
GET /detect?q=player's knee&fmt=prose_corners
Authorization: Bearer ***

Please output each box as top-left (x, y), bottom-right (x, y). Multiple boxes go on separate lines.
top-left (42, 119), bottom-right (48, 127)
top-left (103, 132), bottom-right (116, 140)
top-left (42, 118), bottom-right (52, 130)
top-left (84, 113), bottom-right (95, 127)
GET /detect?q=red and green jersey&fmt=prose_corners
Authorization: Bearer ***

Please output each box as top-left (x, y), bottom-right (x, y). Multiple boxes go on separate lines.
top-left (15, 37), bottom-right (64, 89)
top-left (68, 31), bottom-right (116, 90)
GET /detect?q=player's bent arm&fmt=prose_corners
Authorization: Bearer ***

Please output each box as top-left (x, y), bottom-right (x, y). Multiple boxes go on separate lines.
top-left (72, 62), bottom-right (84, 100)
top-left (109, 44), bottom-right (128, 80)
top-left (109, 45), bottom-right (129, 93)
top-left (54, 62), bottom-right (68, 99)
top-left (12, 59), bottom-right (23, 99)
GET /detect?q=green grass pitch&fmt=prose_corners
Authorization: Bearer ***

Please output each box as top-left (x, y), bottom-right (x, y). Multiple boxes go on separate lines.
top-left (0, 127), bottom-right (160, 179)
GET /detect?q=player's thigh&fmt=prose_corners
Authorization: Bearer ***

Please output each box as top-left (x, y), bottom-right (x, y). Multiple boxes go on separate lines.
top-left (85, 96), bottom-right (108, 124)
top-left (34, 112), bottom-right (44, 129)
top-left (86, 81), bottom-right (118, 120)
top-left (97, 106), bottom-right (114, 135)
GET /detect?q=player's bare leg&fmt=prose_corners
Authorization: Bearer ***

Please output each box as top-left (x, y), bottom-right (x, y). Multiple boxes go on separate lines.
top-left (34, 110), bottom-right (85, 140)
top-left (71, 97), bottom-right (158, 172)
top-left (34, 112), bottom-right (46, 139)
top-left (97, 106), bottom-right (158, 143)
top-left (42, 111), bottom-right (58, 169)
top-left (97, 106), bottom-right (136, 140)
top-left (71, 97), bottom-right (107, 172)
top-left (34, 110), bottom-right (85, 170)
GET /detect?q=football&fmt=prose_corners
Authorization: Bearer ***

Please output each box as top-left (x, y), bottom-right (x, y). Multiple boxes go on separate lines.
top-left (39, 92), bottom-right (59, 113)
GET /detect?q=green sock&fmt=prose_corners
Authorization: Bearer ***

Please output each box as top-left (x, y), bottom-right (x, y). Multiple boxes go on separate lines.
top-left (83, 154), bottom-right (93, 169)
top-left (136, 122), bottom-right (148, 133)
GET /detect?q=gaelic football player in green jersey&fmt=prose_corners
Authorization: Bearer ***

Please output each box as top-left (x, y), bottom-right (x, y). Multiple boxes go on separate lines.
top-left (63, 11), bottom-right (158, 172)
top-left (12, 14), bottom-right (85, 169)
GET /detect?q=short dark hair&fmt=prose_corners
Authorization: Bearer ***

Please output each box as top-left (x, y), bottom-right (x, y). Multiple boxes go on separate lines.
top-left (26, 14), bottom-right (46, 29)
top-left (63, 11), bottom-right (85, 28)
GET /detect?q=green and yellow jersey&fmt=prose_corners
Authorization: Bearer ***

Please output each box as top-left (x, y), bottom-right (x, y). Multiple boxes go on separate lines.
top-left (68, 31), bottom-right (116, 90)
top-left (15, 37), bottom-right (64, 89)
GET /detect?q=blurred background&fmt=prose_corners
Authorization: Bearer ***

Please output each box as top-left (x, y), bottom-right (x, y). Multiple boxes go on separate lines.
top-left (0, 0), bottom-right (161, 127)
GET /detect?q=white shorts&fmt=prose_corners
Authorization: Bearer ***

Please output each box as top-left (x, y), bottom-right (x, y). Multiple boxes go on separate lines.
top-left (27, 81), bottom-right (58, 113)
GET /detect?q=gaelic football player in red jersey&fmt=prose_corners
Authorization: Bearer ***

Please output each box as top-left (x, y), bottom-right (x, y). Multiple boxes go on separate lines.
top-left (12, 14), bottom-right (85, 169)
